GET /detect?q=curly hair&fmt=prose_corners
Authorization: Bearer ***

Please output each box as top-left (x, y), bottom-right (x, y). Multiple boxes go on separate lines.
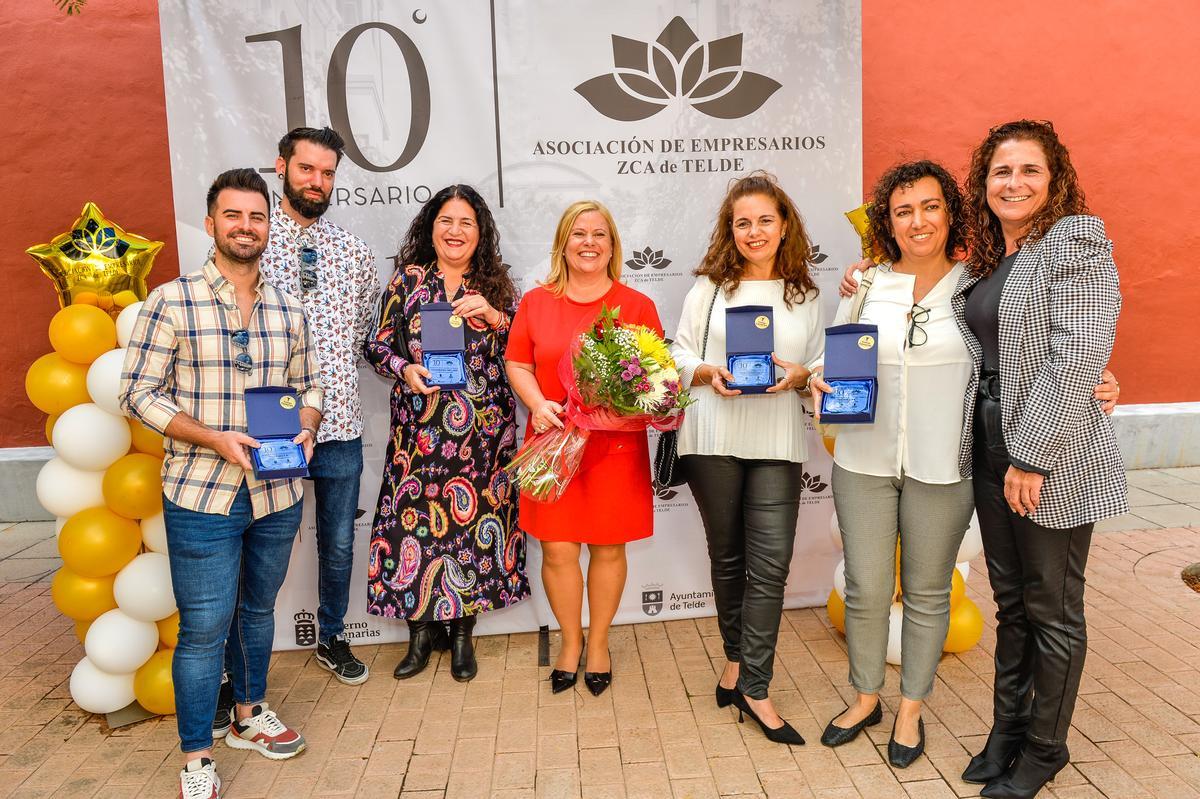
top-left (394, 184), bottom-right (515, 311)
top-left (695, 171), bottom-right (816, 306)
top-left (543, 200), bottom-right (623, 296)
top-left (866, 160), bottom-right (965, 264)
top-left (963, 120), bottom-right (1088, 276)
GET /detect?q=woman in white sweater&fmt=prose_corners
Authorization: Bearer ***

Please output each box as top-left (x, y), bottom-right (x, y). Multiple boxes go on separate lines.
top-left (670, 172), bottom-right (823, 745)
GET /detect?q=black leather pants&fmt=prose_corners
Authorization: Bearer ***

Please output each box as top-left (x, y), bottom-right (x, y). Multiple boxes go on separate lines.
top-left (682, 455), bottom-right (801, 700)
top-left (974, 393), bottom-right (1092, 745)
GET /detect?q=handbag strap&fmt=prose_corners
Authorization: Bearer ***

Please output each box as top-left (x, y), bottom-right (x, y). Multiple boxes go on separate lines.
top-left (848, 266), bottom-right (878, 323)
top-left (700, 282), bottom-right (719, 360)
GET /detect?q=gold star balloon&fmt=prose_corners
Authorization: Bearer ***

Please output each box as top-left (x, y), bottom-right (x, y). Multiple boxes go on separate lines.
top-left (26, 202), bottom-right (162, 316)
top-left (844, 203), bottom-right (885, 265)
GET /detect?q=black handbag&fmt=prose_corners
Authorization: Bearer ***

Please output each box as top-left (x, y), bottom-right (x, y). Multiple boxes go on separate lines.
top-left (653, 284), bottom-right (718, 489)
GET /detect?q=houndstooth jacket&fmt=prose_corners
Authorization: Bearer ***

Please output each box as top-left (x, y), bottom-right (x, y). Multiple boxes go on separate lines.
top-left (951, 214), bottom-right (1129, 529)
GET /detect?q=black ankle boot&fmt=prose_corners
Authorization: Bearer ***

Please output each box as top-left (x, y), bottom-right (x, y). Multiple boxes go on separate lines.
top-left (962, 717), bottom-right (1030, 784)
top-left (448, 616), bottom-right (478, 682)
top-left (980, 739), bottom-right (1070, 799)
top-left (393, 621), bottom-right (446, 679)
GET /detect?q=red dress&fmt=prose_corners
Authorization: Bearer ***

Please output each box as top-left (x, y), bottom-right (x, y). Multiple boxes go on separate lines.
top-left (506, 282), bottom-right (663, 544)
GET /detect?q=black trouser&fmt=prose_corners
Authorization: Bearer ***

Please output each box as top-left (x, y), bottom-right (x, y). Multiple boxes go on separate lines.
top-left (682, 455), bottom-right (801, 700)
top-left (974, 391), bottom-right (1092, 745)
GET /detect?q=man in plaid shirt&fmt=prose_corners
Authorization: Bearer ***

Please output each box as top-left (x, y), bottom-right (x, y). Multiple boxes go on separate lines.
top-left (121, 168), bottom-right (323, 799)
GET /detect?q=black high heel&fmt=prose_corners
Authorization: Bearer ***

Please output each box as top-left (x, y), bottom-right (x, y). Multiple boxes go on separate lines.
top-left (980, 740), bottom-right (1069, 799)
top-left (549, 638), bottom-right (585, 694)
top-left (887, 717), bottom-right (925, 768)
top-left (583, 645), bottom-right (612, 696)
top-left (715, 684), bottom-right (737, 708)
top-left (732, 690), bottom-right (805, 745)
top-left (962, 717), bottom-right (1030, 784)
top-left (820, 701), bottom-right (882, 747)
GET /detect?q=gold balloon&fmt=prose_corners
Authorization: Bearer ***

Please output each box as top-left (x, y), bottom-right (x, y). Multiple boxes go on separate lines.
top-left (48, 305), bottom-right (118, 365)
top-left (157, 611), bottom-right (180, 649)
top-left (26, 202), bottom-right (161, 317)
top-left (74, 618), bottom-right (93, 644)
top-left (827, 588), bottom-right (846, 634)
top-left (134, 649), bottom-right (176, 715)
top-left (943, 597), bottom-right (984, 653)
top-left (128, 418), bottom-right (166, 458)
top-left (844, 203), bottom-right (886, 265)
top-left (822, 432), bottom-right (836, 457)
top-left (58, 507), bottom-right (143, 578)
top-left (103, 453), bottom-right (164, 520)
top-left (45, 414), bottom-right (59, 446)
top-left (25, 353), bottom-right (92, 415)
top-left (51, 566), bottom-right (118, 621)
top-left (950, 568), bottom-right (966, 609)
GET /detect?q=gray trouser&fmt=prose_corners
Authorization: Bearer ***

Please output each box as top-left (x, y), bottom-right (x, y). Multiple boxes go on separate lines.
top-left (832, 463), bottom-right (974, 700)
top-left (683, 455), bottom-right (801, 700)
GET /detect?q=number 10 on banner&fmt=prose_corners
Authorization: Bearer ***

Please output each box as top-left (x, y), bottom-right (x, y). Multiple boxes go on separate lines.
top-left (246, 22), bottom-right (431, 173)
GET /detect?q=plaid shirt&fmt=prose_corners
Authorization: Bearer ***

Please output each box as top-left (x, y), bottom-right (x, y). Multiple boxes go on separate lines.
top-left (120, 259), bottom-right (324, 518)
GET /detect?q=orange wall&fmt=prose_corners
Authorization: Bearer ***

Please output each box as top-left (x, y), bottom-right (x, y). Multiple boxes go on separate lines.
top-left (1, 1), bottom-right (1193, 446)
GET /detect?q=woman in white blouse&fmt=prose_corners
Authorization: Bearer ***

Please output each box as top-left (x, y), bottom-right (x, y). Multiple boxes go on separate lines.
top-left (670, 172), bottom-right (823, 745)
top-left (809, 161), bottom-right (973, 767)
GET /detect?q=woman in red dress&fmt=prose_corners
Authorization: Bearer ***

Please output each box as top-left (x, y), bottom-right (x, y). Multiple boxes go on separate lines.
top-left (505, 200), bottom-right (662, 697)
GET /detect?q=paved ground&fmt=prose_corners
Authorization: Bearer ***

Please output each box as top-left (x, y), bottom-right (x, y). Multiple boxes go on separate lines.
top-left (0, 468), bottom-right (1198, 798)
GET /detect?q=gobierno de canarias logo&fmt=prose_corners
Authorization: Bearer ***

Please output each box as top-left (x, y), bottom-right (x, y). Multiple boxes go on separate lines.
top-left (575, 16), bottom-right (781, 122)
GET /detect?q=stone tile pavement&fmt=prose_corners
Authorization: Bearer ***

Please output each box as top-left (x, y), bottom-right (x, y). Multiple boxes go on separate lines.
top-left (0, 468), bottom-right (1198, 797)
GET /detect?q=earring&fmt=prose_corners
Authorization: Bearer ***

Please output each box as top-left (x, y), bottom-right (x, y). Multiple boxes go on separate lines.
top-left (277, 173), bottom-right (283, 179)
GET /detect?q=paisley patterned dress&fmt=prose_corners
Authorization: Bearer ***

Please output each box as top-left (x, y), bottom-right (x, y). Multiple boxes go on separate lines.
top-left (363, 263), bottom-right (529, 621)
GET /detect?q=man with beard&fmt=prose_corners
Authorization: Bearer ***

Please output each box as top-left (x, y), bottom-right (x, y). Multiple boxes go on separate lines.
top-left (256, 127), bottom-right (378, 687)
top-left (121, 168), bottom-right (323, 799)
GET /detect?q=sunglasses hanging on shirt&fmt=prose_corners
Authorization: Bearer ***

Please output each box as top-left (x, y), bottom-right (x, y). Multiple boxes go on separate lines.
top-left (297, 231), bottom-right (319, 292)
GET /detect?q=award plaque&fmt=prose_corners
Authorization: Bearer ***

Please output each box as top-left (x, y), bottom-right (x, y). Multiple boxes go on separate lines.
top-left (244, 386), bottom-right (310, 478)
top-left (724, 305), bottom-right (776, 395)
top-left (424, 351), bottom-right (467, 386)
top-left (727, 353), bottom-right (773, 391)
top-left (820, 323), bottom-right (879, 423)
top-left (421, 301), bottom-right (468, 390)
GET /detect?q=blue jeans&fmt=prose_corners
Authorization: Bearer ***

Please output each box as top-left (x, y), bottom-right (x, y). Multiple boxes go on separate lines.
top-left (308, 437), bottom-right (363, 644)
top-left (163, 485), bottom-right (302, 754)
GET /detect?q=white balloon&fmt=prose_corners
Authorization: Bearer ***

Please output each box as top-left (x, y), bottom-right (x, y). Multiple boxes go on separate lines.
top-left (828, 511), bottom-right (843, 552)
top-left (833, 558), bottom-right (846, 600)
top-left (55, 517), bottom-right (67, 537)
top-left (141, 513), bottom-right (168, 554)
top-left (69, 657), bottom-right (136, 715)
top-left (116, 302), bottom-right (143, 348)
top-left (86, 349), bottom-right (129, 417)
top-left (956, 562), bottom-right (970, 582)
top-left (36, 457), bottom-right (105, 518)
top-left (51, 403), bottom-right (131, 472)
top-left (84, 609), bottom-right (159, 674)
top-left (114, 552), bottom-right (177, 622)
top-left (957, 512), bottom-right (983, 563)
top-left (885, 602), bottom-right (904, 666)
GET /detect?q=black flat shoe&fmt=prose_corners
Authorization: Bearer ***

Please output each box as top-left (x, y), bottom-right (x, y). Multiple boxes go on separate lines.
top-left (715, 684), bottom-right (737, 708)
top-left (980, 740), bottom-right (1069, 799)
top-left (732, 689), bottom-right (805, 745)
top-left (962, 717), bottom-right (1030, 784)
top-left (820, 701), bottom-right (882, 747)
top-left (887, 717), bottom-right (925, 768)
top-left (548, 640), bottom-right (585, 694)
top-left (583, 648), bottom-right (612, 696)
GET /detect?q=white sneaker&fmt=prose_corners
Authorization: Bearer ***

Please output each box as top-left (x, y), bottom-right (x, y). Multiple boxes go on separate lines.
top-left (179, 757), bottom-right (221, 799)
top-left (224, 703), bottom-right (306, 760)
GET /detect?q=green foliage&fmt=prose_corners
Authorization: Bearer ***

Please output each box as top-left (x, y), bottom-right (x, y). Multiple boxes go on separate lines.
top-left (55, 0), bottom-right (87, 15)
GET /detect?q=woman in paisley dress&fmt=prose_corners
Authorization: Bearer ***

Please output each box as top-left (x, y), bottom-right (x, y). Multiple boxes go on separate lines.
top-left (364, 184), bottom-right (528, 682)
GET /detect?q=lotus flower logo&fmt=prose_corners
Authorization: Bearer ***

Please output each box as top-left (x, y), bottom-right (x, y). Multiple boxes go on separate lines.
top-left (575, 17), bottom-right (781, 122)
top-left (626, 246), bottom-right (672, 271)
top-left (800, 471), bottom-right (829, 494)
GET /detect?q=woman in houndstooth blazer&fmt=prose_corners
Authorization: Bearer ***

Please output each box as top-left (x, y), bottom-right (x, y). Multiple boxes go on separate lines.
top-left (955, 120), bottom-right (1129, 799)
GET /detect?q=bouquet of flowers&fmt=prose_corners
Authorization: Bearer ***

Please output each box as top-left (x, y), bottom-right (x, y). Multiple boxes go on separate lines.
top-left (508, 306), bottom-right (693, 502)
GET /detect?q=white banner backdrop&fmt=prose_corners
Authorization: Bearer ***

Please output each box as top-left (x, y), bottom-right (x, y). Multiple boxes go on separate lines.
top-left (157, 1), bottom-right (861, 650)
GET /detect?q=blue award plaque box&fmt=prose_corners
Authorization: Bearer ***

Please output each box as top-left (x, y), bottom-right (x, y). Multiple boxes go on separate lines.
top-left (421, 302), bottom-right (468, 390)
top-left (820, 323), bottom-right (879, 423)
top-left (245, 386), bottom-right (309, 479)
top-left (725, 305), bottom-right (776, 394)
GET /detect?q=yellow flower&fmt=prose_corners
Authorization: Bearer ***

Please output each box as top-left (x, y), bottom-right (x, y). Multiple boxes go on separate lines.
top-left (636, 327), bottom-right (672, 368)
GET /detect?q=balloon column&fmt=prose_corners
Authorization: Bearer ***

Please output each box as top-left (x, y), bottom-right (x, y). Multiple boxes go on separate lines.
top-left (825, 511), bottom-right (985, 664)
top-left (26, 209), bottom-right (177, 718)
